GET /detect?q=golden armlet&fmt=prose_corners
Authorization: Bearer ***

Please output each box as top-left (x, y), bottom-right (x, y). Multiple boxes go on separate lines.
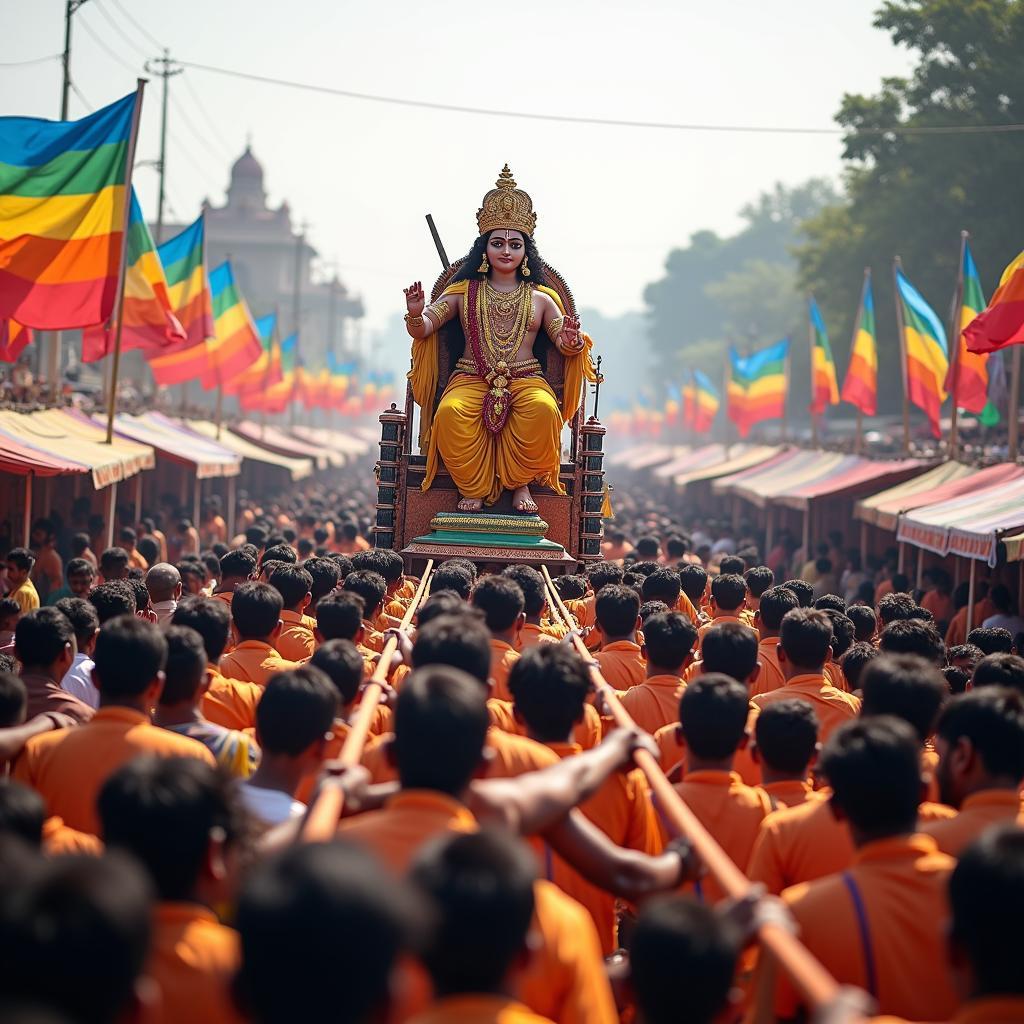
top-left (424, 300), bottom-right (451, 329)
top-left (546, 315), bottom-right (565, 340)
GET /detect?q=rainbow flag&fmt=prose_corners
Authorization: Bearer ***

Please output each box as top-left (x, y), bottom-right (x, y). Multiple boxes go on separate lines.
top-left (262, 333), bottom-right (298, 414)
top-left (692, 369), bottom-right (720, 432)
top-left (681, 371), bottom-right (696, 429)
top-left (146, 215), bottom-right (214, 386)
top-left (82, 187), bottom-right (184, 361)
top-left (840, 274), bottom-right (877, 416)
top-left (727, 339), bottom-right (788, 438)
top-left (808, 296), bottom-right (839, 415)
top-left (0, 320), bottom-right (33, 362)
top-left (328, 353), bottom-right (354, 408)
top-left (237, 313), bottom-right (279, 410)
top-left (947, 241), bottom-right (989, 415)
top-left (895, 266), bottom-right (948, 438)
top-left (664, 383), bottom-right (681, 426)
top-left (205, 261), bottom-right (263, 391)
top-left (0, 92), bottom-right (140, 329)
top-left (965, 249), bottom-right (1024, 355)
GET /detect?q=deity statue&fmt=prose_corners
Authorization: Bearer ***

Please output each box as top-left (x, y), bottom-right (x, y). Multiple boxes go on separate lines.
top-left (404, 165), bottom-right (596, 513)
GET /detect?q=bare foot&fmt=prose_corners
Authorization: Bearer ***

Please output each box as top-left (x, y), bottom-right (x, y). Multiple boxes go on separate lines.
top-left (457, 497), bottom-right (483, 512)
top-left (512, 485), bottom-right (538, 514)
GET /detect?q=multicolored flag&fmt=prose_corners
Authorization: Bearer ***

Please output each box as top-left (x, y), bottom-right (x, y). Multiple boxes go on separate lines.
top-left (681, 371), bottom-right (696, 429)
top-left (205, 261), bottom-right (263, 391)
top-left (0, 320), bottom-right (33, 362)
top-left (82, 187), bottom-right (184, 361)
top-left (727, 339), bottom-right (788, 438)
top-left (946, 240), bottom-right (989, 415)
top-left (237, 313), bottom-right (279, 411)
top-left (262, 333), bottom-right (298, 414)
top-left (980, 350), bottom-right (1005, 427)
top-left (895, 265), bottom-right (949, 438)
top-left (691, 369), bottom-right (720, 432)
top-left (0, 91), bottom-right (141, 329)
top-left (965, 249), bottom-right (1024, 355)
top-left (664, 383), bottom-right (681, 426)
top-left (840, 273), bottom-right (877, 416)
top-left (146, 215), bottom-right (214, 386)
top-left (808, 296), bottom-right (839, 415)
top-left (327, 353), bottom-right (354, 408)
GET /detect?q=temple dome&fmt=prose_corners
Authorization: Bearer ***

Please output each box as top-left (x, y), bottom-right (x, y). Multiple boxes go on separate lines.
top-left (231, 146), bottom-right (263, 183)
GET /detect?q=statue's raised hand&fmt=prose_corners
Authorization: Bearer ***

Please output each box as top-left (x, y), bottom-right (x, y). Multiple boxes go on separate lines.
top-left (403, 281), bottom-right (425, 317)
top-left (561, 315), bottom-right (584, 352)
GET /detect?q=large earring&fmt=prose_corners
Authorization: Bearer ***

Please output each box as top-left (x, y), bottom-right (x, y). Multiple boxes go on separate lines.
top-left (521, 255), bottom-right (531, 278)
top-left (478, 254), bottom-right (490, 273)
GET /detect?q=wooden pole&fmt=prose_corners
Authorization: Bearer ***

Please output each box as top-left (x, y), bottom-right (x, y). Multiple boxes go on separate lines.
top-left (300, 560), bottom-right (435, 842)
top-left (948, 231), bottom-right (968, 460)
top-left (22, 474), bottom-right (33, 547)
top-left (105, 80), bottom-right (148, 444)
top-left (966, 558), bottom-right (977, 633)
top-left (1010, 346), bottom-right (1021, 462)
top-left (893, 257), bottom-right (911, 457)
top-left (105, 481), bottom-right (117, 550)
top-left (540, 567), bottom-right (840, 1012)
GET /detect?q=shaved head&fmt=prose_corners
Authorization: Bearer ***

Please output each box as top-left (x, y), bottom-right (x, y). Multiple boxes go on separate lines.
top-left (145, 563), bottom-right (182, 602)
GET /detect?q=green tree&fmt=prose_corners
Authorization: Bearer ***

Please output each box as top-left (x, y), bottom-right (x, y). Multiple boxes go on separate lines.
top-left (797, 0), bottom-right (1024, 419)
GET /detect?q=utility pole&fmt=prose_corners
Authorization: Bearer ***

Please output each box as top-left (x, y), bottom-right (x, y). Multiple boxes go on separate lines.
top-left (144, 50), bottom-right (182, 243)
top-left (290, 223), bottom-right (308, 427)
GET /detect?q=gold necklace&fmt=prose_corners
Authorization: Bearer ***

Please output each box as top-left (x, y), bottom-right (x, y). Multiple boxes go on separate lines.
top-left (480, 280), bottom-right (532, 362)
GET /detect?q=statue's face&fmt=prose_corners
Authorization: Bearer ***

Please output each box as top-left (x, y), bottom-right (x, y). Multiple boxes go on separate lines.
top-left (486, 230), bottom-right (526, 273)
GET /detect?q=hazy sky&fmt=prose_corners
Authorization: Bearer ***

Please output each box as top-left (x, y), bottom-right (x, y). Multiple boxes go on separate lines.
top-left (4, 1), bottom-right (914, 333)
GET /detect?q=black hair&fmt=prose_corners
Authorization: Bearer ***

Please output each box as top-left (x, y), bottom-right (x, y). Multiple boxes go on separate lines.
top-left (813, 594), bottom-right (845, 614)
top-left (65, 557), bottom-right (95, 581)
top-left (411, 828), bottom-right (536, 997)
top-left (846, 604), bottom-right (877, 643)
top-left (758, 585), bottom-right (799, 631)
top-left (5, 547), bottom-right (34, 572)
top-left (98, 755), bottom-right (245, 902)
top-left (700, 622), bottom-right (758, 682)
top-left (859, 654), bottom-right (947, 742)
top-left (393, 666), bottom-right (490, 794)
top-left (268, 564), bottom-right (313, 611)
top-left (0, 778), bottom-right (45, 847)
top-left (53, 597), bottom-right (99, 650)
top-left (878, 591), bottom-right (918, 625)
top-left (972, 653), bottom-right (1024, 695)
top-left (967, 627), bottom-right (1015, 656)
top-left (429, 563), bottom-right (473, 600)
top-left (678, 563), bottom-right (708, 603)
top-left (99, 547), bottom-right (130, 576)
top-left (718, 555), bottom-right (745, 577)
top-left (639, 600), bottom-right (670, 624)
top-left (879, 618), bottom-right (945, 666)
top-left (14, 608), bottom-right (73, 668)
top-left (412, 612), bottom-right (492, 687)
top-left (232, 581), bottom-right (284, 640)
top-left (643, 612), bottom-right (698, 673)
top-left (744, 565), bottom-right (774, 599)
top-left (781, 578), bottom-right (813, 608)
top-left (220, 549), bottom-right (257, 581)
top-left (595, 584), bottom-right (640, 637)
top-left (93, 616), bottom-right (169, 699)
top-left (315, 591), bottom-right (365, 642)
top-left (779, 608), bottom-right (833, 671)
top-left (302, 556), bottom-right (341, 606)
top-left (158, 626), bottom-right (208, 705)
top-left (171, 596), bottom-right (232, 663)
top-left (641, 568), bottom-right (682, 607)
top-left (450, 230), bottom-right (547, 287)
top-left (679, 673), bottom-right (749, 760)
top-left (820, 717), bottom-right (922, 833)
top-left (310, 640), bottom-right (366, 707)
top-left (87, 581), bottom-right (136, 624)
top-left (256, 667), bottom-right (337, 756)
top-left (0, 672), bottom-right (27, 728)
top-left (824, 610), bottom-right (855, 659)
top-left (261, 543), bottom-right (297, 567)
top-left (586, 562), bottom-right (625, 594)
top-left (470, 575), bottom-right (525, 633)
top-left (937, 687), bottom-right (1024, 789)
top-left (416, 591), bottom-right (468, 628)
top-left (508, 644), bottom-right (590, 742)
top-left (501, 565), bottom-right (546, 617)
top-left (755, 699), bottom-right (819, 775)
top-left (948, 643), bottom-right (984, 669)
top-left (840, 641), bottom-right (878, 692)
top-left (711, 574), bottom-right (746, 613)
top-left (553, 574), bottom-right (586, 601)
top-left (342, 571), bottom-right (387, 619)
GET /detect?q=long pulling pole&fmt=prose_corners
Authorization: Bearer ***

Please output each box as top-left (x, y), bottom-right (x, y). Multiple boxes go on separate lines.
top-left (300, 560), bottom-right (435, 842)
top-left (541, 566), bottom-right (840, 1012)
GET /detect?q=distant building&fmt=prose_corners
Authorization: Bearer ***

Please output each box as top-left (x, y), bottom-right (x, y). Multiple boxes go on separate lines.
top-left (158, 145), bottom-right (363, 365)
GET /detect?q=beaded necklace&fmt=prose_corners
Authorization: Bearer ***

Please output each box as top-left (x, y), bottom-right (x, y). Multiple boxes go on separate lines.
top-left (479, 280), bottom-right (532, 363)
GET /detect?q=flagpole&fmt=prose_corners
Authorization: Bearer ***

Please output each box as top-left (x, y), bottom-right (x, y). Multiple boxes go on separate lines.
top-left (1010, 347), bottom-right (1021, 462)
top-left (808, 297), bottom-right (819, 448)
top-left (948, 231), bottom-right (968, 461)
top-left (106, 80), bottom-right (147, 444)
top-left (849, 269), bottom-right (870, 456)
top-left (893, 256), bottom-right (911, 457)
top-left (782, 345), bottom-right (791, 444)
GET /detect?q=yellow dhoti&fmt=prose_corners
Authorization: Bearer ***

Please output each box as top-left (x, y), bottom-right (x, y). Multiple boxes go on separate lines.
top-left (424, 374), bottom-right (564, 505)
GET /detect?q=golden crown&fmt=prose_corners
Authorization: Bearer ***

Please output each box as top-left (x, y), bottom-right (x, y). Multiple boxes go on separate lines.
top-left (476, 164), bottom-right (537, 237)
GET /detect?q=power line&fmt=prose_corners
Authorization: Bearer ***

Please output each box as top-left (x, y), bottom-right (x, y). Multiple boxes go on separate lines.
top-left (69, 81), bottom-right (94, 113)
top-left (90, 0), bottom-right (151, 61)
top-left (180, 71), bottom-right (233, 159)
top-left (76, 10), bottom-right (141, 76)
top-left (171, 89), bottom-right (233, 162)
top-left (178, 58), bottom-right (1024, 137)
top-left (106, 0), bottom-right (165, 51)
top-left (0, 53), bottom-right (61, 67)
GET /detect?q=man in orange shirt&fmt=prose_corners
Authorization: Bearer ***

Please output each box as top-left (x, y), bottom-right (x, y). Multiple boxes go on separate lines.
top-left (593, 584), bottom-right (646, 690)
top-left (925, 688), bottom-right (1024, 856)
top-left (338, 665), bottom-right (620, 1024)
top-left (235, 841), bottom-right (426, 1024)
top-left (342, 569), bottom-right (389, 654)
top-left (679, 563), bottom-right (710, 624)
top-left (13, 616), bottom-right (215, 835)
top-left (267, 564), bottom-right (316, 661)
top-left (670, 674), bottom-right (772, 905)
top-left (354, 548), bottom-right (410, 621)
top-left (504, 565), bottom-right (562, 650)
top-left (945, 580), bottom-right (994, 648)
top-left (641, 567), bottom-right (699, 624)
top-left (174, 596), bottom-right (263, 732)
top-left (697, 574), bottom-right (757, 650)
top-left (751, 699), bottom-right (819, 810)
top-left (218, 582), bottom-right (300, 687)
top-left (751, 607), bottom-right (860, 744)
top-left (620, 611), bottom-right (695, 735)
top-left (212, 549), bottom-right (257, 614)
top-left (879, 617), bottom-right (946, 667)
top-left (315, 590), bottom-right (379, 675)
top-left (580, 562), bottom-right (626, 651)
top-left (409, 830), bottom-right (558, 1024)
top-left (508, 644), bottom-right (662, 954)
top-left (743, 564), bottom-right (774, 623)
top-left (98, 756), bottom-right (245, 1024)
top-left (471, 574), bottom-right (525, 702)
top-left (774, 717), bottom-right (959, 1022)
top-left (750, 585), bottom-right (798, 697)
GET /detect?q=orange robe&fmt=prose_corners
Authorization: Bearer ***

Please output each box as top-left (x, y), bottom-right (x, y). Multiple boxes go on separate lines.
top-left (218, 640), bottom-right (300, 687)
top-left (750, 673), bottom-right (861, 745)
top-left (617, 673), bottom-right (685, 736)
top-left (594, 640), bottom-right (645, 690)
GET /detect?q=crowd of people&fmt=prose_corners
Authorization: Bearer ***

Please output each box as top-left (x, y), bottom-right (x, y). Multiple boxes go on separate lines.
top-left (0, 470), bottom-right (1021, 1024)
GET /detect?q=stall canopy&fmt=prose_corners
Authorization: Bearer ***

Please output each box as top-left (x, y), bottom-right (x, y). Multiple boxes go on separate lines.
top-left (712, 449), bottom-right (846, 507)
top-left (651, 446), bottom-right (709, 479)
top-left (855, 462), bottom-right (1019, 531)
top-left (607, 443), bottom-right (682, 470)
top-left (290, 425), bottom-right (371, 458)
top-left (773, 456), bottom-right (927, 512)
top-left (187, 420), bottom-right (314, 480)
top-left (674, 445), bottom-right (783, 488)
top-left (0, 409), bottom-right (153, 489)
top-left (0, 431), bottom-right (88, 478)
top-left (897, 470), bottom-right (1024, 565)
top-left (231, 422), bottom-right (331, 470)
top-left (102, 412), bottom-right (241, 479)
